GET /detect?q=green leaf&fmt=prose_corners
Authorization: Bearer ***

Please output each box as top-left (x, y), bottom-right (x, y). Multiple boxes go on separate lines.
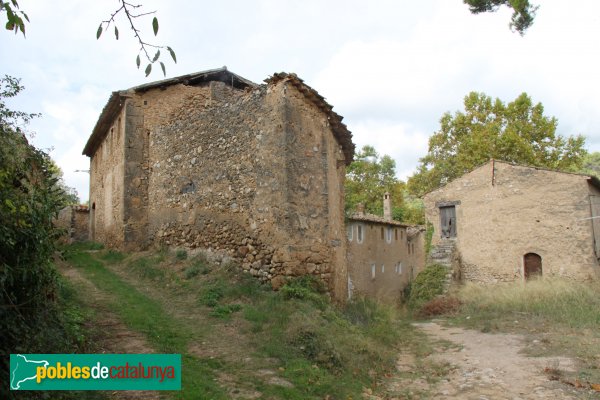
top-left (5, 21), bottom-right (14, 31)
top-left (21, 11), bottom-right (29, 22)
top-left (96, 24), bottom-right (103, 39)
top-left (145, 63), bottom-right (152, 77)
top-left (167, 46), bottom-right (177, 63)
top-left (114, 25), bottom-right (119, 40)
top-left (152, 49), bottom-right (160, 62)
top-left (136, 54), bottom-right (141, 69)
top-left (160, 61), bottom-right (166, 77)
top-left (152, 16), bottom-right (159, 36)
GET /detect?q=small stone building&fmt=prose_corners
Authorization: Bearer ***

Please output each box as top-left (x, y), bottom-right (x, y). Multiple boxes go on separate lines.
top-left (55, 205), bottom-right (90, 243)
top-left (82, 67), bottom-right (354, 300)
top-left (346, 195), bottom-right (425, 301)
top-left (423, 160), bottom-right (600, 283)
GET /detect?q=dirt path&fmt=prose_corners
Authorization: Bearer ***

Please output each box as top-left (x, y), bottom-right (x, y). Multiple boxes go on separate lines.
top-left (379, 321), bottom-right (585, 400)
top-left (59, 263), bottom-right (160, 400)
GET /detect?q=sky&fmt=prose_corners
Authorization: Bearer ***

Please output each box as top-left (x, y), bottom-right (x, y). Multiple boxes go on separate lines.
top-left (1, 1), bottom-right (600, 202)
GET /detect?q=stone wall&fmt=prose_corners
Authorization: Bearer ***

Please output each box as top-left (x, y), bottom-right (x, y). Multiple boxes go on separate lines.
top-left (91, 77), bottom-right (350, 299)
top-left (54, 206), bottom-right (89, 243)
top-left (347, 219), bottom-right (425, 302)
top-left (424, 161), bottom-right (600, 283)
top-left (89, 108), bottom-right (126, 247)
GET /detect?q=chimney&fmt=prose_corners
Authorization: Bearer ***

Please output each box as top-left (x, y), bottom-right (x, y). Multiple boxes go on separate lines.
top-left (356, 203), bottom-right (365, 216)
top-left (383, 192), bottom-right (392, 221)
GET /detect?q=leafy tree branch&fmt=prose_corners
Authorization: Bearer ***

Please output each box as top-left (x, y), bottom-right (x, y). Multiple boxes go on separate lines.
top-left (97, 1), bottom-right (177, 77)
top-left (464, 0), bottom-right (539, 35)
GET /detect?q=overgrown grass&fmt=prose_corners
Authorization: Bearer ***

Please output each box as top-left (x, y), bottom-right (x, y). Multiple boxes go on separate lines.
top-left (455, 278), bottom-right (600, 329)
top-left (448, 278), bottom-right (600, 387)
top-left (61, 244), bottom-right (436, 399)
top-left (63, 247), bottom-right (226, 399)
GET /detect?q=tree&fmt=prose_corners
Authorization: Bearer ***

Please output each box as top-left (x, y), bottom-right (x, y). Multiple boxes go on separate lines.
top-left (580, 152), bottom-right (600, 178)
top-left (345, 145), bottom-right (405, 218)
top-left (0, 76), bottom-right (76, 393)
top-left (464, 0), bottom-right (539, 35)
top-left (1, 0), bottom-right (176, 77)
top-left (408, 92), bottom-right (587, 195)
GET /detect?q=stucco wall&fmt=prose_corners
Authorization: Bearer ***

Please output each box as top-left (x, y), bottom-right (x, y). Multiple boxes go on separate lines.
top-left (346, 221), bottom-right (424, 301)
top-left (424, 161), bottom-right (600, 282)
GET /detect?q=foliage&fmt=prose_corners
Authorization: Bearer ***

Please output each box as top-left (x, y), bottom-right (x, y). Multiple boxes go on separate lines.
top-left (580, 151), bottom-right (600, 178)
top-left (0, 0), bottom-right (28, 36)
top-left (96, 1), bottom-right (176, 77)
top-left (0, 77), bottom-right (91, 399)
top-left (345, 145), bottom-right (405, 217)
top-left (464, 0), bottom-right (539, 35)
top-left (175, 248), bottom-right (188, 260)
top-left (407, 264), bottom-right (448, 311)
top-left (408, 92), bottom-right (587, 195)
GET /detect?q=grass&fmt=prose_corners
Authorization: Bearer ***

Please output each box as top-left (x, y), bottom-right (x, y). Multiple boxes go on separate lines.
top-left (448, 278), bottom-right (600, 387)
top-left (63, 246), bottom-right (227, 399)
top-left (60, 243), bottom-right (436, 399)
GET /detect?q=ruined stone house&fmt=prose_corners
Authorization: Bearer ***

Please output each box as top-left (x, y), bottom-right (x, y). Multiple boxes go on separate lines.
top-left (82, 67), bottom-right (354, 301)
top-left (423, 160), bottom-right (600, 283)
top-left (55, 205), bottom-right (90, 243)
top-left (346, 194), bottom-right (425, 301)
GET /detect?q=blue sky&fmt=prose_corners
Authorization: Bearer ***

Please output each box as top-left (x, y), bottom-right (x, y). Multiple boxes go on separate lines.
top-left (2, 0), bottom-right (599, 202)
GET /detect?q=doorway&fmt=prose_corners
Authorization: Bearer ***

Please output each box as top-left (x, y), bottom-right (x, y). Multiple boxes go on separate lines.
top-left (524, 253), bottom-right (542, 280)
top-left (440, 206), bottom-right (456, 238)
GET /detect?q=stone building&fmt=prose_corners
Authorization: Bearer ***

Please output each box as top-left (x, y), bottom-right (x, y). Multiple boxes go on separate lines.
top-left (346, 194), bottom-right (425, 301)
top-left (55, 205), bottom-right (90, 243)
top-left (82, 67), bottom-right (354, 300)
top-left (423, 160), bottom-right (600, 283)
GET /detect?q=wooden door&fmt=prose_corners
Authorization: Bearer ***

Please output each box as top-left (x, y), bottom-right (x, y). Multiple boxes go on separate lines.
top-left (440, 206), bottom-right (456, 238)
top-left (524, 253), bottom-right (542, 280)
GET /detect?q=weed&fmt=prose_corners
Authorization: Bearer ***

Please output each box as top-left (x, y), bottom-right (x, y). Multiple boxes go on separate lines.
top-left (175, 249), bottom-right (188, 260)
top-left (210, 304), bottom-right (242, 318)
top-left (418, 296), bottom-right (462, 317)
top-left (200, 285), bottom-right (225, 307)
top-left (98, 249), bottom-right (126, 265)
top-left (407, 264), bottom-right (448, 311)
top-left (127, 255), bottom-right (166, 280)
top-left (280, 276), bottom-right (327, 308)
top-left (184, 259), bottom-right (210, 279)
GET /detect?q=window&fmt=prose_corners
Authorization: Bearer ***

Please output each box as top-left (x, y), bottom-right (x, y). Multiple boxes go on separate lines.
top-left (407, 243), bottom-right (411, 254)
top-left (386, 227), bottom-right (393, 243)
top-left (395, 228), bottom-right (398, 241)
top-left (346, 225), bottom-right (353, 241)
top-left (380, 227), bottom-right (384, 240)
top-left (357, 224), bottom-right (364, 243)
top-left (381, 264), bottom-right (385, 273)
top-left (371, 264), bottom-right (376, 279)
top-left (401, 230), bottom-right (404, 240)
top-left (397, 262), bottom-right (402, 274)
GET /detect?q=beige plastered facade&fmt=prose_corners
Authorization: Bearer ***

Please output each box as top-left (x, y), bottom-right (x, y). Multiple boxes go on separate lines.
top-left (424, 160), bottom-right (600, 283)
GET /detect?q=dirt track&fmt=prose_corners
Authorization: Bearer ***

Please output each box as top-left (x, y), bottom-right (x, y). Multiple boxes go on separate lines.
top-left (374, 321), bottom-right (589, 400)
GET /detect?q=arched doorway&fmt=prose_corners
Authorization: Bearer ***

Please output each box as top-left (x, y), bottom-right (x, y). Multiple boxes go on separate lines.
top-left (524, 253), bottom-right (542, 280)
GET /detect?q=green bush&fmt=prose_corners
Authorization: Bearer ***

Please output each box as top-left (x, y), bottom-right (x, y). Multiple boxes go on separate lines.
top-left (407, 264), bottom-right (448, 311)
top-left (210, 303), bottom-right (242, 319)
top-left (199, 285), bottom-right (225, 307)
top-left (280, 276), bottom-right (327, 308)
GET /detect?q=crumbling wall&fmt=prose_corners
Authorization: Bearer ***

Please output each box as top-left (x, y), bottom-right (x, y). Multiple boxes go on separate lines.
top-left (133, 79), bottom-right (348, 296)
top-left (89, 109), bottom-right (126, 247)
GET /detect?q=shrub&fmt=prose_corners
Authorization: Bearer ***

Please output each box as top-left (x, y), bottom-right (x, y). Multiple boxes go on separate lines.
top-left (407, 264), bottom-right (448, 311)
top-left (280, 276), bottom-right (327, 308)
top-left (199, 285), bottom-right (225, 307)
top-left (175, 249), bottom-right (188, 260)
top-left (418, 296), bottom-right (462, 317)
